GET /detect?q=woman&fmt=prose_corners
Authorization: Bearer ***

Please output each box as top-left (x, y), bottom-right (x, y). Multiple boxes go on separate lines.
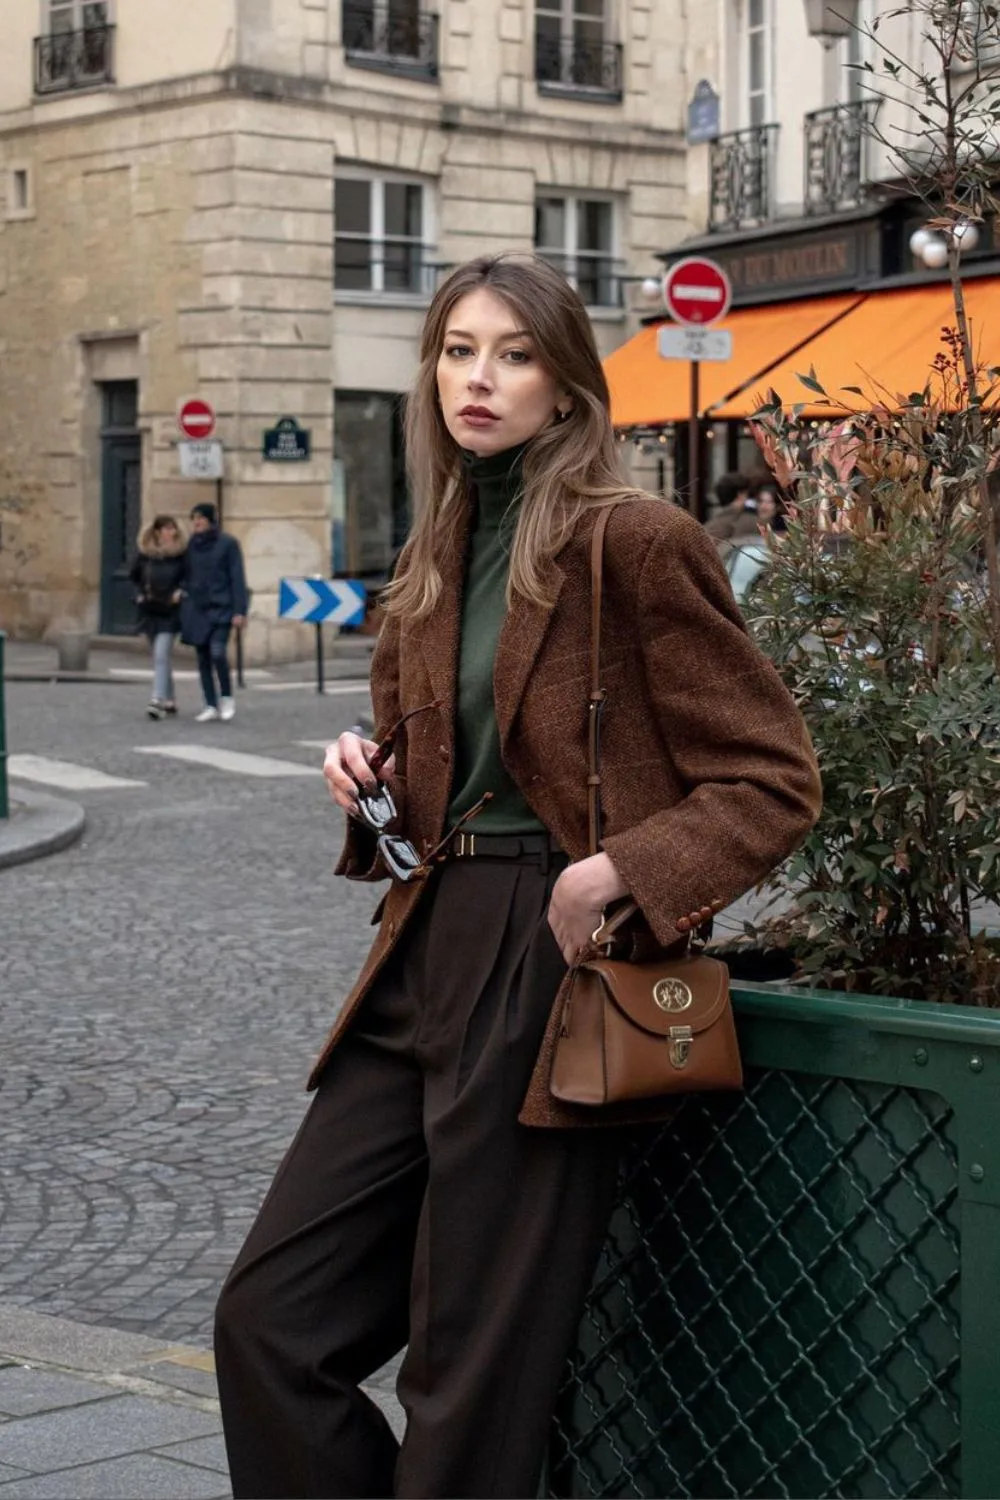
top-left (129, 514), bottom-right (186, 720)
top-left (214, 255), bottom-right (822, 1500)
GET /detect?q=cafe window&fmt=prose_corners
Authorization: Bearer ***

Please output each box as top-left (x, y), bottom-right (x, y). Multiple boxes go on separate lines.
top-left (535, 194), bottom-right (619, 307)
top-left (334, 172), bottom-right (433, 295)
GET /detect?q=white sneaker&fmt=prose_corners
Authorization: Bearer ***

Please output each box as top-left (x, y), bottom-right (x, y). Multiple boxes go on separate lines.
top-left (219, 696), bottom-right (236, 722)
top-left (195, 705), bottom-right (220, 723)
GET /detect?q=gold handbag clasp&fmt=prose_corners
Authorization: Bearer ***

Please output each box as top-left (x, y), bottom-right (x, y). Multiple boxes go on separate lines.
top-left (668, 1025), bottom-right (693, 1069)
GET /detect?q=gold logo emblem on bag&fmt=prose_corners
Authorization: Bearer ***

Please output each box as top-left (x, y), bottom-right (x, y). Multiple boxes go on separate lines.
top-left (653, 978), bottom-right (693, 1012)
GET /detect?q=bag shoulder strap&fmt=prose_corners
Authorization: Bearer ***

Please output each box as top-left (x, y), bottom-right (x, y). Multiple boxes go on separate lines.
top-left (588, 507), bottom-right (641, 943)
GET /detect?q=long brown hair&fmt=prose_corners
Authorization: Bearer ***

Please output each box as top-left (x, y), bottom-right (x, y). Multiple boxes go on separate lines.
top-left (385, 254), bottom-right (634, 619)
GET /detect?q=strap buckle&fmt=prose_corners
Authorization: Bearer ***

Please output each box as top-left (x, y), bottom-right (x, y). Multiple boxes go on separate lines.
top-left (456, 832), bottom-right (476, 858)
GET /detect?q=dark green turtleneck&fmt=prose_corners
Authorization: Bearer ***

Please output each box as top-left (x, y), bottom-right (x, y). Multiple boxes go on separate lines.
top-left (446, 446), bottom-right (545, 835)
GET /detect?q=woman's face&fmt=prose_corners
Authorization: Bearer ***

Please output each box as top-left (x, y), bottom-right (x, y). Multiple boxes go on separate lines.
top-left (158, 522), bottom-right (180, 544)
top-left (756, 493), bottom-right (777, 524)
top-left (436, 288), bottom-right (568, 457)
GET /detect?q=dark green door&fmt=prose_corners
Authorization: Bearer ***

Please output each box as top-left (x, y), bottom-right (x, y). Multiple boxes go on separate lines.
top-left (99, 383), bottom-right (141, 635)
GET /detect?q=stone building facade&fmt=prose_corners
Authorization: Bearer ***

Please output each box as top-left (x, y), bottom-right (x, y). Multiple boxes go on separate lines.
top-left (0, 0), bottom-right (692, 660)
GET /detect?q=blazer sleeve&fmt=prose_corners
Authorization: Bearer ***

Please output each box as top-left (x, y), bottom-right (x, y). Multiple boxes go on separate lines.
top-left (333, 607), bottom-right (406, 882)
top-left (601, 514), bottom-right (822, 947)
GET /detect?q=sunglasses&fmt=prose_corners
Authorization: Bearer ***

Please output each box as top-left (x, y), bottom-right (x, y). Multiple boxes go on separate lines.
top-left (352, 701), bottom-right (491, 882)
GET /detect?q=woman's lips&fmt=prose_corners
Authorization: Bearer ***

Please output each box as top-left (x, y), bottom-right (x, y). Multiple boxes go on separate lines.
top-left (458, 406), bottom-right (499, 428)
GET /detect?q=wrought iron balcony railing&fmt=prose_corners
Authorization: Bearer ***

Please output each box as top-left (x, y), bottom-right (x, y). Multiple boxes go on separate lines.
top-left (536, 250), bottom-right (625, 308)
top-left (535, 34), bottom-right (623, 101)
top-left (804, 101), bottom-right (873, 216)
top-left (34, 24), bottom-right (115, 95)
top-left (342, 1), bottom-right (438, 81)
top-left (709, 123), bottom-right (778, 234)
top-left (334, 240), bottom-right (448, 296)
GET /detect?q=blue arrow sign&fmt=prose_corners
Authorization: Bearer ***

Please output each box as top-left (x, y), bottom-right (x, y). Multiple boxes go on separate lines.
top-left (278, 577), bottom-right (367, 626)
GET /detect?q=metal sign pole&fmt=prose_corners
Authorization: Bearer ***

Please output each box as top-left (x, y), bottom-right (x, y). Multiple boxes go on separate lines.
top-left (315, 623), bottom-right (325, 695)
top-left (688, 360), bottom-right (701, 521)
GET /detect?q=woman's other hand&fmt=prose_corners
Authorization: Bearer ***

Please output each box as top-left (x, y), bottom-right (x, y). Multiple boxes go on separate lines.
top-left (547, 853), bottom-right (629, 965)
top-left (323, 734), bottom-right (396, 816)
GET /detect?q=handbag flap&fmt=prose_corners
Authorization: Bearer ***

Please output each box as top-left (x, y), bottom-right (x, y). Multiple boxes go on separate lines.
top-left (581, 954), bottom-right (730, 1038)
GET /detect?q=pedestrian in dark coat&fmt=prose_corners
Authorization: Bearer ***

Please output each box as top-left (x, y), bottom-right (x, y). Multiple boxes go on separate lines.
top-left (213, 255), bottom-right (822, 1500)
top-left (129, 515), bottom-right (186, 720)
top-left (180, 502), bottom-right (248, 723)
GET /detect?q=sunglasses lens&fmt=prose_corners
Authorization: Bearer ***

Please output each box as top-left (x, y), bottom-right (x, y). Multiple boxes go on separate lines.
top-left (380, 835), bottom-right (422, 882)
top-left (357, 784), bottom-right (396, 829)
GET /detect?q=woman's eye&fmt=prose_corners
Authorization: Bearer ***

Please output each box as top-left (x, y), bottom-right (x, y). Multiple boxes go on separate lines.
top-left (445, 344), bottom-right (472, 358)
top-left (504, 349), bottom-right (530, 364)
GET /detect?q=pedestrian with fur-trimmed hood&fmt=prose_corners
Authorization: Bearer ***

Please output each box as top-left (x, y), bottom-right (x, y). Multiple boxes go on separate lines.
top-left (129, 514), bottom-right (186, 720)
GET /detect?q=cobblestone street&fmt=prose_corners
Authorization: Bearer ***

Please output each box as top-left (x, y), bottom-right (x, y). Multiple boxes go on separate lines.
top-left (1, 672), bottom-right (379, 1348)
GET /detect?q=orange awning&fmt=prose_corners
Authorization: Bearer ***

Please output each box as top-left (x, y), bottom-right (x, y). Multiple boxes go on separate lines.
top-left (604, 294), bottom-right (863, 428)
top-left (711, 277), bottom-right (1000, 418)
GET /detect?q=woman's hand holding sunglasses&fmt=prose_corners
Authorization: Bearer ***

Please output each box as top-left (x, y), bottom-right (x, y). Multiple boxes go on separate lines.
top-left (323, 732), bottom-right (396, 817)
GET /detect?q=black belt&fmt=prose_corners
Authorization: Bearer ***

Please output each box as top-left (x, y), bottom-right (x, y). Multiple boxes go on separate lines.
top-left (449, 830), bottom-right (562, 872)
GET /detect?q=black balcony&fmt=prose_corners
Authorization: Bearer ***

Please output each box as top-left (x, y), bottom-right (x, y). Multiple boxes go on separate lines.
top-left (335, 239), bottom-right (447, 296)
top-left (709, 124), bottom-right (778, 233)
top-left (536, 250), bottom-right (624, 308)
top-left (804, 101), bottom-right (873, 216)
top-left (535, 34), bottom-right (623, 102)
top-left (34, 24), bottom-right (115, 95)
top-left (342, 1), bottom-right (438, 82)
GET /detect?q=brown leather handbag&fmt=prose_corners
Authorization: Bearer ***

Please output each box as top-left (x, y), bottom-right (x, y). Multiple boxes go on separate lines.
top-left (549, 507), bottom-right (744, 1108)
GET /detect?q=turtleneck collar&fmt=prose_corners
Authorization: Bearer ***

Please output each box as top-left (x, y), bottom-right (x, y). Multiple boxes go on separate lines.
top-left (460, 444), bottom-right (526, 530)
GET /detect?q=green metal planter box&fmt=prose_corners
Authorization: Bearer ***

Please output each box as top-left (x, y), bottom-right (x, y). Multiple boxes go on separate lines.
top-left (547, 984), bottom-right (1000, 1499)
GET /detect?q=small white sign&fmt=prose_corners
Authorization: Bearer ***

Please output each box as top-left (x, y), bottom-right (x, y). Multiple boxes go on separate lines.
top-left (179, 440), bottom-right (224, 480)
top-left (657, 325), bottom-right (733, 363)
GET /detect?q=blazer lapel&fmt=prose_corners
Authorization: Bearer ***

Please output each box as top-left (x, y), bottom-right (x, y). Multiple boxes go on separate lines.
top-left (494, 561), bottom-right (565, 751)
top-left (406, 503), bottom-right (469, 838)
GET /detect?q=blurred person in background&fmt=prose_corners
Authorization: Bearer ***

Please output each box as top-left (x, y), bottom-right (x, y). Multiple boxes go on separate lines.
top-left (129, 514), bottom-right (186, 720)
top-left (704, 471), bottom-right (758, 544)
top-left (180, 501), bottom-right (248, 723)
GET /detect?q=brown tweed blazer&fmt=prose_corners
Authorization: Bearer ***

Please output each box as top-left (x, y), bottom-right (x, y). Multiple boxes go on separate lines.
top-left (307, 497), bottom-right (821, 1125)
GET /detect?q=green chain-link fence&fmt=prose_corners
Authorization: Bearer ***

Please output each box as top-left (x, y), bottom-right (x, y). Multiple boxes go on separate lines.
top-left (548, 984), bottom-right (1000, 1499)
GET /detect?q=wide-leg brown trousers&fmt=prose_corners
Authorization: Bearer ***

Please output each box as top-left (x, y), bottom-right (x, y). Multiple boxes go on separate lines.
top-left (214, 852), bottom-right (621, 1500)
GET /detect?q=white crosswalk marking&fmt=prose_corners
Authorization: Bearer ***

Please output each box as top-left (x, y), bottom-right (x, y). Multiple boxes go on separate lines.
top-left (254, 680), bottom-right (370, 695)
top-left (133, 745), bottom-right (318, 778)
top-left (8, 754), bottom-right (147, 791)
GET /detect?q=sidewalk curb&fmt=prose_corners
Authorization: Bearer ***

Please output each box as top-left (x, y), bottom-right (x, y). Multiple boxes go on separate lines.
top-left (0, 787), bottom-right (85, 869)
top-left (0, 1304), bottom-right (219, 1412)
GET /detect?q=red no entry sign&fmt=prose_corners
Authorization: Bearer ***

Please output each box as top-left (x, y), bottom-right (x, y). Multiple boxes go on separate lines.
top-left (178, 397), bottom-right (216, 440)
top-left (663, 257), bottom-right (732, 327)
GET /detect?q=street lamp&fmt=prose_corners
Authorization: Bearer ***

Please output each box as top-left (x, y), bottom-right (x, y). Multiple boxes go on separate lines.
top-left (803, 0), bottom-right (859, 45)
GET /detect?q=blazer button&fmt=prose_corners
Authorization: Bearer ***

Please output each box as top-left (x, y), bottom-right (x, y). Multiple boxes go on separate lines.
top-left (711, 898), bottom-right (724, 913)
top-left (700, 906), bottom-right (713, 921)
top-left (675, 916), bottom-right (692, 934)
top-left (438, 745), bottom-right (449, 762)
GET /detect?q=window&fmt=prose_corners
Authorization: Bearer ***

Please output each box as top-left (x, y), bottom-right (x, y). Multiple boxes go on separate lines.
top-left (341, 0), bottom-right (438, 81)
top-left (46, 0), bottom-right (108, 33)
top-left (535, 0), bottom-right (620, 97)
top-left (535, 195), bottom-right (619, 307)
top-left (13, 170), bottom-right (29, 211)
top-left (334, 174), bottom-right (431, 295)
top-left (335, 392), bottom-right (410, 576)
top-left (36, 0), bottom-right (114, 93)
top-left (747, 0), bottom-right (769, 126)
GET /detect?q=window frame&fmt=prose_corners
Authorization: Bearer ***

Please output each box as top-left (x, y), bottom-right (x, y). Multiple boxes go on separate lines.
top-left (534, 191), bottom-right (620, 309)
top-left (333, 168), bottom-right (436, 300)
top-left (744, 0), bottom-right (771, 128)
top-left (43, 0), bottom-right (110, 32)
